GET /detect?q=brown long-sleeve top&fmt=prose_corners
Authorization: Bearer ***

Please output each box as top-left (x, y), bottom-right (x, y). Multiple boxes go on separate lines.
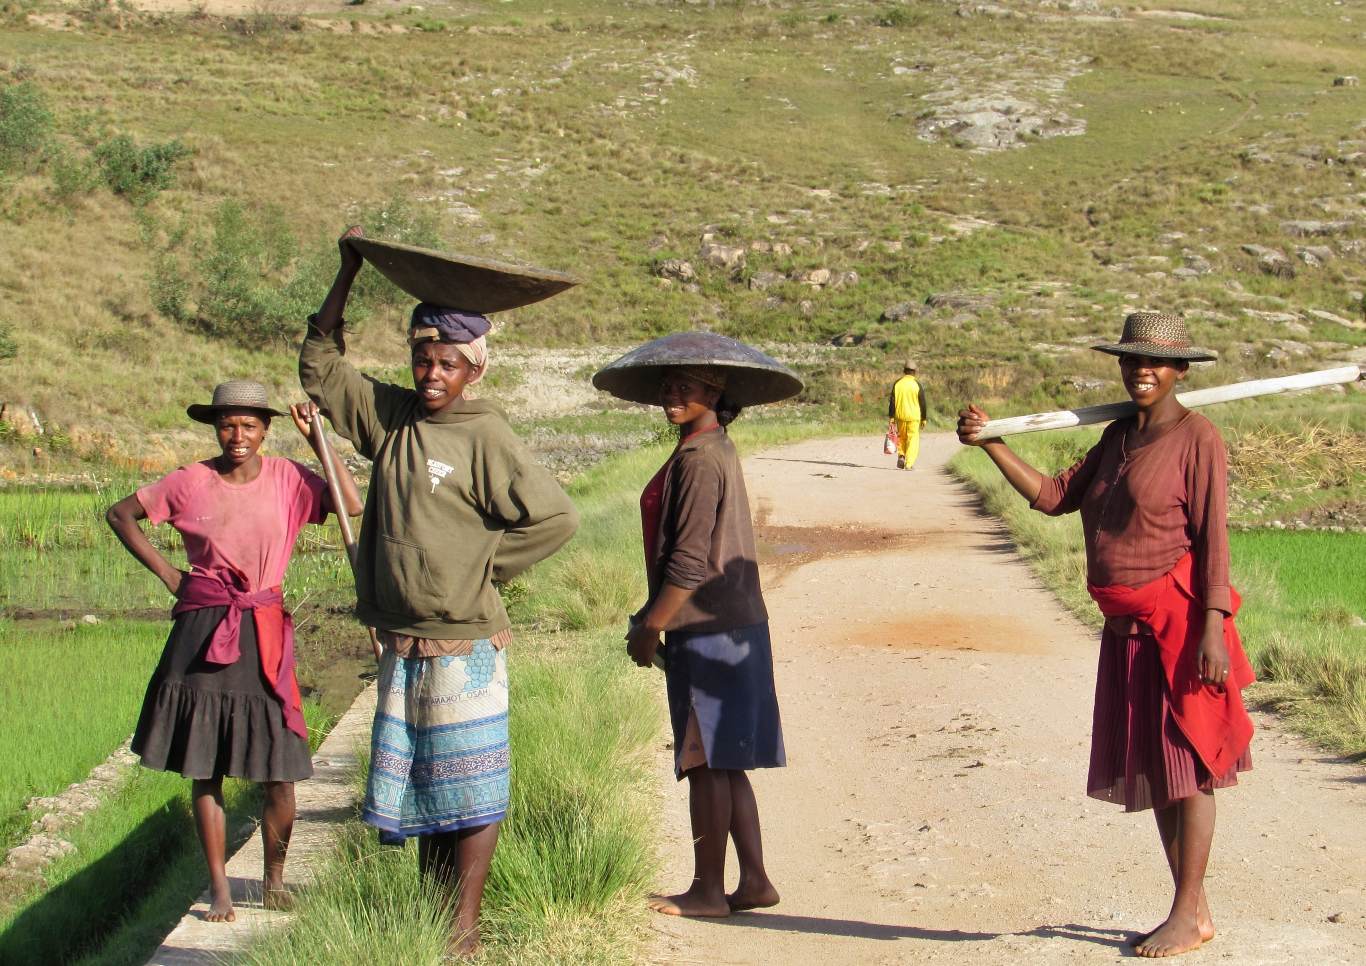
top-left (644, 428), bottom-right (768, 633)
top-left (1030, 410), bottom-right (1233, 614)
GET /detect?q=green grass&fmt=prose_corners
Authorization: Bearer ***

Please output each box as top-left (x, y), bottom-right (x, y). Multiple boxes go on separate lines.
top-left (0, 696), bottom-right (334, 965)
top-left (1, 0), bottom-right (1362, 473)
top-left (949, 415), bottom-right (1366, 755)
top-left (250, 414), bottom-right (857, 963)
top-left (248, 631), bottom-right (659, 966)
top-left (1229, 530), bottom-right (1366, 749)
top-left (0, 619), bottom-right (166, 845)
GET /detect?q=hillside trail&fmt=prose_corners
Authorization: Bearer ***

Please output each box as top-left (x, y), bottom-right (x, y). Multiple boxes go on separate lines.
top-left (649, 434), bottom-right (1366, 965)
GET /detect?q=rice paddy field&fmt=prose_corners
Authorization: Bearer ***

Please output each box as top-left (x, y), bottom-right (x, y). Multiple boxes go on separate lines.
top-left (0, 479), bottom-right (350, 964)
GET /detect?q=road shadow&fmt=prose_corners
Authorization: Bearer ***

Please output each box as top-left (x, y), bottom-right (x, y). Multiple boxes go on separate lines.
top-left (753, 456), bottom-right (894, 471)
top-left (697, 912), bottom-right (1135, 951)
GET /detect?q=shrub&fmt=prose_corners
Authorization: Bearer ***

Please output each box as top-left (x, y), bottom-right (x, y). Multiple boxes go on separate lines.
top-left (0, 322), bottom-right (17, 360)
top-left (47, 146), bottom-right (101, 202)
top-left (0, 80), bottom-right (54, 172)
top-left (92, 134), bottom-right (190, 201)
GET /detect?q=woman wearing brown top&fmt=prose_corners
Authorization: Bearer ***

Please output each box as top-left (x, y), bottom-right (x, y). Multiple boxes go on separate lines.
top-left (593, 334), bottom-right (803, 919)
top-left (957, 312), bottom-right (1254, 959)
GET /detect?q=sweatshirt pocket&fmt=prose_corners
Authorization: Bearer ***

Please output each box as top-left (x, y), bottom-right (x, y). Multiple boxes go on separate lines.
top-left (374, 535), bottom-right (439, 615)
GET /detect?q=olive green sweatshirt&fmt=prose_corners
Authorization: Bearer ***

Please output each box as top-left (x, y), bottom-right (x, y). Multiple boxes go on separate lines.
top-left (300, 323), bottom-right (578, 639)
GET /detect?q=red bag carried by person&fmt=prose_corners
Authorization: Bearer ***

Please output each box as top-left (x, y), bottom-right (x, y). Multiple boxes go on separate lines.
top-left (883, 427), bottom-right (898, 456)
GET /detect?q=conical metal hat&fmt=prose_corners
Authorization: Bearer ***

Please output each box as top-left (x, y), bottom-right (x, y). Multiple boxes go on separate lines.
top-left (592, 332), bottom-right (804, 407)
top-left (346, 236), bottom-right (578, 314)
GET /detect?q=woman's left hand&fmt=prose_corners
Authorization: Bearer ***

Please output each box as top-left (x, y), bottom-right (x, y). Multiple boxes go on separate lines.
top-left (291, 402), bottom-right (321, 440)
top-left (625, 621), bottom-right (661, 668)
top-left (1198, 612), bottom-right (1231, 689)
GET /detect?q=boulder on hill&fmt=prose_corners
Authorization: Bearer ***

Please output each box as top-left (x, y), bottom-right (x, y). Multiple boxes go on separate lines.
top-left (926, 291), bottom-right (994, 311)
top-left (1282, 219), bottom-right (1352, 237)
top-left (655, 259), bottom-right (696, 282)
top-left (1240, 244), bottom-right (1295, 278)
top-left (881, 301), bottom-right (921, 322)
top-left (748, 271), bottom-right (784, 292)
top-left (699, 242), bottom-right (746, 273)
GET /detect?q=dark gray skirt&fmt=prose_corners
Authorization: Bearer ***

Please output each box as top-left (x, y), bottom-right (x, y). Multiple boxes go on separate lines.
top-left (663, 621), bottom-right (786, 780)
top-left (131, 606), bottom-right (312, 783)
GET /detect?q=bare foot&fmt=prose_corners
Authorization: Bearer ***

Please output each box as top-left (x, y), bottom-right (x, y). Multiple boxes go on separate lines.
top-left (263, 886), bottom-right (294, 911)
top-left (444, 927), bottom-right (482, 960)
top-left (1130, 896), bottom-right (1215, 947)
top-left (648, 887), bottom-right (730, 918)
top-left (1134, 917), bottom-right (1204, 958)
top-left (727, 880), bottom-right (780, 912)
top-left (204, 888), bottom-right (235, 923)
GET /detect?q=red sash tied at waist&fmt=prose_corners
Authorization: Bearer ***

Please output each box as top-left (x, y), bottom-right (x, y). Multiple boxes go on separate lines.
top-left (173, 569), bottom-right (308, 740)
top-left (1087, 552), bottom-right (1254, 778)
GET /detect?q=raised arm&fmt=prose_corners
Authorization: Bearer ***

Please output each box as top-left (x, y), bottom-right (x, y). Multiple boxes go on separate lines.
top-left (313, 226), bottom-right (365, 338)
top-left (957, 404), bottom-right (1044, 503)
top-left (106, 494), bottom-right (185, 598)
top-left (299, 228), bottom-right (411, 459)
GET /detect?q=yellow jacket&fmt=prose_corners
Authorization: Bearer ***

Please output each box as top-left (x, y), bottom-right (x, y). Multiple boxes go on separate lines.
top-left (888, 375), bottom-right (926, 423)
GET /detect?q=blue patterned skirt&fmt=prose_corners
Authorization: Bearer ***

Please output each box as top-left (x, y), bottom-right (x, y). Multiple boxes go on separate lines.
top-left (363, 641), bottom-right (509, 843)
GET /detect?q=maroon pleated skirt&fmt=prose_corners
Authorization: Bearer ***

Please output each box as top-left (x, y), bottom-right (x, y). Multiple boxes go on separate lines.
top-left (1088, 629), bottom-right (1251, 813)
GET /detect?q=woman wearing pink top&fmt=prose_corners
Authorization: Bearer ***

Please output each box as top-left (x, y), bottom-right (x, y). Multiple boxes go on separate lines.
top-left (106, 381), bottom-right (362, 922)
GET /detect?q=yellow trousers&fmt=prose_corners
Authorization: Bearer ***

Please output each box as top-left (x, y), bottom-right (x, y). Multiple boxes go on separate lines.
top-left (895, 420), bottom-right (921, 467)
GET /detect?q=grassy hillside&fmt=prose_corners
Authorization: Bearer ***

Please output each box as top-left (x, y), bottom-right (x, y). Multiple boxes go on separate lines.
top-left (0, 0), bottom-right (1362, 468)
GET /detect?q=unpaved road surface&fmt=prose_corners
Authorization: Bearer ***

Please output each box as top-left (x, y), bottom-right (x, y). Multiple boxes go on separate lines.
top-left (650, 434), bottom-right (1366, 964)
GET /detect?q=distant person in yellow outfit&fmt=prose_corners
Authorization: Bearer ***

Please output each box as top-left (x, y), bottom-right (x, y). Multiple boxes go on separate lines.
top-left (887, 360), bottom-right (928, 470)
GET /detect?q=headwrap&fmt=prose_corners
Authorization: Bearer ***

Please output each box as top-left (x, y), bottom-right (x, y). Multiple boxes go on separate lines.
top-left (408, 302), bottom-right (492, 346)
top-left (408, 303), bottom-right (491, 386)
top-left (674, 365), bottom-right (729, 393)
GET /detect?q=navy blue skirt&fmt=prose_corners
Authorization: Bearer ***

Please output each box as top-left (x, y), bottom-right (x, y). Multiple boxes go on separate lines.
top-left (663, 621), bottom-right (786, 779)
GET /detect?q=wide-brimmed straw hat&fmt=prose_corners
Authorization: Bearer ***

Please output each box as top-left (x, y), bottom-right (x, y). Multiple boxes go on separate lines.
top-left (345, 236), bottom-right (578, 314)
top-left (593, 332), bottom-right (804, 407)
top-left (1092, 312), bottom-right (1217, 362)
top-left (186, 381), bottom-right (288, 424)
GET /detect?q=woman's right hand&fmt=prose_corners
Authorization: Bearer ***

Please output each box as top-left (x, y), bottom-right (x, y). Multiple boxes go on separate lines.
top-left (162, 569), bottom-right (189, 598)
top-left (957, 404), bottom-right (990, 446)
top-left (338, 225), bottom-right (365, 273)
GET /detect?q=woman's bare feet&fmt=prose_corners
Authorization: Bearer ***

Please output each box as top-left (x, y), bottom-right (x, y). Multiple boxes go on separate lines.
top-left (445, 927), bottom-right (482, 960)
top-left (726, 879), bottom-right (780, 912)
top-left (648, 886), bottom-right (731, 918)
top-left (1134, 916), bottom-right (1205, 958)
top-left (1129, 895), bottom-right (1215, 947)
top-left (262, 886), bottom-right (294, 911)
top-left (204, 879), bottom-right (235, 923)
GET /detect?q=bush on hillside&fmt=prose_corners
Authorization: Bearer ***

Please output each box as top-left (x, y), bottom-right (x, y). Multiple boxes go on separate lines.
top-left (148, 195), bottom-right (443, 345)
top-left (0, 322), bottom-right (17, 361)
top-left (93, 134), bottom-right (191, 202)
top-left (0, 81), bottom-right (53, 172)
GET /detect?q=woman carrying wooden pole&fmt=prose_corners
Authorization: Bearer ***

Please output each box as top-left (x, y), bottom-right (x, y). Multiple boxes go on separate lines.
top-left (958, 312), bottom-right (1255, 959)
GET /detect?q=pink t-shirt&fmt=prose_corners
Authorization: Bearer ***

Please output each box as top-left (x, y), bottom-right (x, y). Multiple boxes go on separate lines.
top-left (137, 456), bottom-right (329, 591)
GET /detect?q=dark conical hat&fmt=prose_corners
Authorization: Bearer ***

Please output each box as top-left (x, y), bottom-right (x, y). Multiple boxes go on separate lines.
top-left (345, 236), bottom-right (578, 314)
top-left (592, 332), bottom-right (804, 407)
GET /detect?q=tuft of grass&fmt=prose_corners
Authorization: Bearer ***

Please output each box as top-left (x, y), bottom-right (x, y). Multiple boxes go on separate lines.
top-left (246, 632), bottom-right (661, 966)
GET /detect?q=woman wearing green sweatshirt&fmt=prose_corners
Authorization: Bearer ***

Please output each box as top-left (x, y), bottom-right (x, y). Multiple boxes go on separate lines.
top-left (300, 227), bottom-right (578, 956)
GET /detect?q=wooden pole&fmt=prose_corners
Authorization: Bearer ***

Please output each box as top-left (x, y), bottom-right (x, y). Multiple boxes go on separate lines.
top-left (975, 365), bottom-right (1363, 441)
top-left (311, 411), bottom-right (383, 662)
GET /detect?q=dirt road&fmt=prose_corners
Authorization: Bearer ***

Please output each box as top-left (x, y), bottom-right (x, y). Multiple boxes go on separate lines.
top-left (650, 434), bottom-right (1366, 964)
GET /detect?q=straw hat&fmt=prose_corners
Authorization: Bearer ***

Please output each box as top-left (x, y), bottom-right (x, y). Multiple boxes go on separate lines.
top-left (592, 332), bottom-right (804, 407)
top-left (1092, 312), bottom-right (1216, 362)
top-left (345, 236), bottom-right (577, 314)
top-left (186, 381), bottom-right (288, 424)
top-left (903, 358), bottom-right (918, 372)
